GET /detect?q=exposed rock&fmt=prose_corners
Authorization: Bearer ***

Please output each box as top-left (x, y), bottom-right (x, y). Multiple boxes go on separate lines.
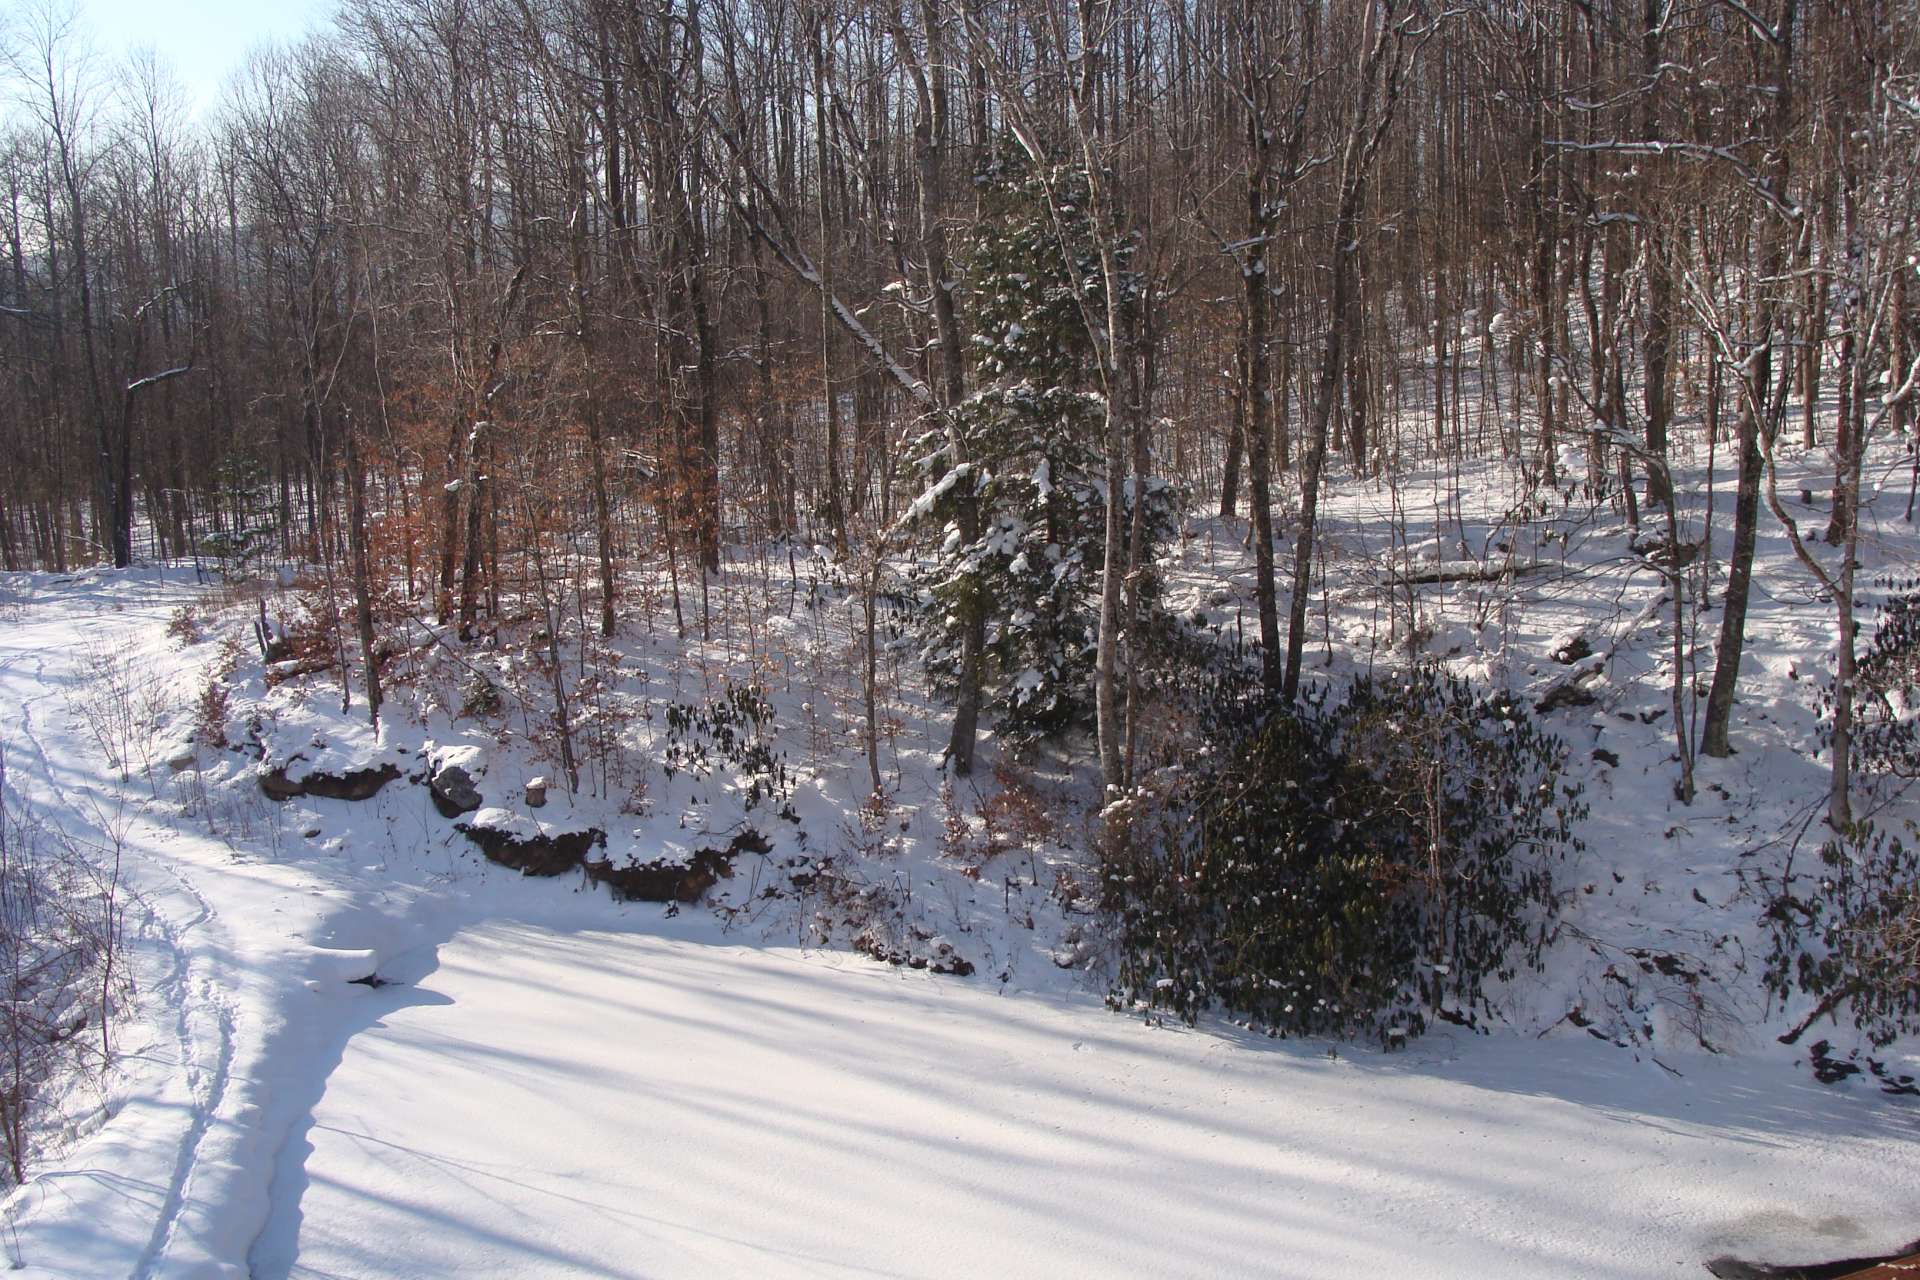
top-left (428, 746), bottom-right (487, 817)
top-left (585, 849), bottom-right (732, 902)
top-left (1629, 532), bottom-right (1699, 569)
top-left (926, 940), bottom-right (976, 977)
top-left (260, 761), bottom-right (400, 802)
top-left (456, 809), bottom-right (605, 876)
top-left (854, 930), bottom-right (976, 978)
top-left (584, 828), bottom-right (767, 903)
top-left (429, 772), bottom-right (482, 816)
top-left (1536, 649), bottom-right (1614, 714)
top-left (1535, 677), bottom-right (1599, 714)
top-left (1706, 1238), bottom-right (1920, 1279)
top-left (526, 777), bottom-right (548, 809)
top-left (1549, 629), bottom-right (1593, 664)
top-left (1050, 925), bottom-right (1092, 969)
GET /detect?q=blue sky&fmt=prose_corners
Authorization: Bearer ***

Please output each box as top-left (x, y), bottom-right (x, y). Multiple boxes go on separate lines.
top-left (83, 0), bottom-right (334, 117)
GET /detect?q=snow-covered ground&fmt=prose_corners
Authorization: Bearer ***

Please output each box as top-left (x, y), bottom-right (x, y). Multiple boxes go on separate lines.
top-left (2, 433), bottom-right (1919, 1277)
top-left (261, 921), bottom-right (1918, 1279)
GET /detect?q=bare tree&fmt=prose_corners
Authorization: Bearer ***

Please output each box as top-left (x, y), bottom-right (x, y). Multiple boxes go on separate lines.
top-left (1283, 0), bottom-right (1424, 701)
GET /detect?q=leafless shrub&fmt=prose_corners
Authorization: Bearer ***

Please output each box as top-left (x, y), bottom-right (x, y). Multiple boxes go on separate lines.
top-left (164, 605), bottom-right (202, 647)
top-left (937, 778), bottom-right (975, 868)
top-left (1879, 887), bottom-right (1920, 989)
top-left (193, 677), bottom-right (231, 751)
top-left (64, 639), bottom-right (172, 789)
top-left (0, 749), bottom-right (133, 1187)
top-left (978, 765), bottom-right (1053, 858)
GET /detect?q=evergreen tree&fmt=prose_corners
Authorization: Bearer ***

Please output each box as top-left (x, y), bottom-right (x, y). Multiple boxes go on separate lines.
top-left (908, 155), bottom-right (1157, 747)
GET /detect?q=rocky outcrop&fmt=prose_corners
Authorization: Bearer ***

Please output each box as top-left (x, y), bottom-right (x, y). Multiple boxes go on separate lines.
top-left (455, 809), bottom-right (605, 876)
top-left (583, 850), bottom-right (731, 903)
top-left (582, 828), bottom-right (767, 904)
top-left (853, 929), bottom-right (975, 978)
top-left (260, 761), bottom-right (400, 802)
top-left (451, 806), bottom-right (767, 902)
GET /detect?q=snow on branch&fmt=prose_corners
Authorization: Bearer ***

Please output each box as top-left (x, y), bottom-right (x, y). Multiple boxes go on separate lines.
top-left (1545, 139), bottom-right (1801, 221)
top-left (124, 365), bottom-right (193, 396)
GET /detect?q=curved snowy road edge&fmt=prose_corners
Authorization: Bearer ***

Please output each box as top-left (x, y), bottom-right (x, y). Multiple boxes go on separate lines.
top-left (0, 569), bottom-right (444, 1279)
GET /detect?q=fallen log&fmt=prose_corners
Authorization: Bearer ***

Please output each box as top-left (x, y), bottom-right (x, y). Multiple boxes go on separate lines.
top-left (1380, 558), bottom-right (1550, 587)
top-left (264, 656), bottom-right (336, 686)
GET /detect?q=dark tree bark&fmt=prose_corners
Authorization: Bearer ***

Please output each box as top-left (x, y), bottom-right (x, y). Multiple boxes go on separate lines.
top-left (1702, 0), bottom-right (1798, 759)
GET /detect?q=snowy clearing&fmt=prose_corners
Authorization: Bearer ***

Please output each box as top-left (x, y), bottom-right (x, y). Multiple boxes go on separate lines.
top-left (263, 920), bottom-right (1919, 1279)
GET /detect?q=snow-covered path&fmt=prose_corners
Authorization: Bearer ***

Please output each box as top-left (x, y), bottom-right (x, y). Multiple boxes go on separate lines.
top-left (0, 571), bottom-right (452, 1278)
top-left (1, 571), bottom-right (1917, 1278)
top-left (0, 571), bottom-right (267, 1279)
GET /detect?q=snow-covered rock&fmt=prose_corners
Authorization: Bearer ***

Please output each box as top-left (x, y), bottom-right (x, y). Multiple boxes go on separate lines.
top-left (427, 743), bottom-right (488, 816)
top-left (455, 808), bottom-right (604, 876)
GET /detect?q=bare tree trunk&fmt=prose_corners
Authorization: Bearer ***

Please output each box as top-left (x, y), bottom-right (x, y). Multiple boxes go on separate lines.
top-left (1827, 175), bottom-right (1863, 547)
top-left (1644, 239), bottom-right (1676, 507)
top-left (893, 0), bottom-right (982, 775)
top-left (1236, 12), bottom-right (1300, 691)
top-left (687, 0), bottom-right (721, 577)
top-left (1702, 0), bottom-right (1798, 759)
top-left (1220, 387), bottom-right (1244, 519)
top-left (456, 418), bottom-right (489, 642)
top-left (1285, 0), bottom-right (1414, 701)
top-left (345, 419), bottom-right (381, 728)
top-left (812, 14), bottom-right (848, 559)
top-left (1701, 310), bottom-right (1773, 757)
top-left (436, 410), bottom-right (464, 624)
top-left (863, 557), bottom-right (883, 798)
top-left (1803, 207), bottom-right (1828, 450)
top-left (1122, 303), bottom-right (1154, 787)
top-left (566, 127), bottom-right (618, 638)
